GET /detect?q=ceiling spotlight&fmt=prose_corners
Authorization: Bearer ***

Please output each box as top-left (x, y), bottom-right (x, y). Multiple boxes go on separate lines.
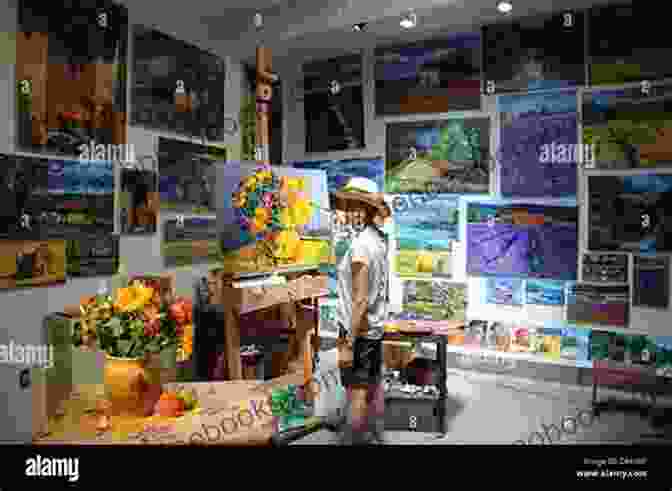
top-left (400, 10), bottom-right (417, 29)
top-left (352, 22), bottom-right (367, 32)
top-left (497, 1), bottom-right (513, 13)
top-left (254, 12), bottom-right (263, 29)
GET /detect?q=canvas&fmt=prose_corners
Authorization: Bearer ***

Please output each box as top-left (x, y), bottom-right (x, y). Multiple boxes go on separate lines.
top-left (498, 91), bottom-right (578, 197)
top-left (482, 10), bottom-right (585, 94)
top-left (216, 162), bottom-right (331, 275)
top-left (588, 173), bottom-right (672, 253)
top-left (0, 239), bottom-right (66, 290)
top-left (158, 137), bottom-right (225, 215)
top-left (392, 194), bottom-right (458, 278)
top-left (163, 216), bottom-right (219, 267)
top-left (16, 0), bottom-right (129, 157)
top-left (582, 83), bottom-right (672, 169)
top-left (466, 202), bottom-right (578, 280)
top-left (0, 154), bottom-right (114, 240)
top-left (374, 33), bottom-right (481, 115)
top-left (385, 119), bottom-right (490, 194)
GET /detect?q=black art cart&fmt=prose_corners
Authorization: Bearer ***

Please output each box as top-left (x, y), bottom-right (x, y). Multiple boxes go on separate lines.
top-left (383, 330), bottom-right (448, 437)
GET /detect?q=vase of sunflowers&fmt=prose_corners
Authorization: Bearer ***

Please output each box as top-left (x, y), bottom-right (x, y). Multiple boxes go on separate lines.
top-left (74, 280), bottom-right (192, 416)
top-left (231, 164), bottom-right (314, 269)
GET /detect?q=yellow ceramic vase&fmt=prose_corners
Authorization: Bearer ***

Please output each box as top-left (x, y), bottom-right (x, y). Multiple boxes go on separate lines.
top-left (104, 355), bottom-right (160, 417)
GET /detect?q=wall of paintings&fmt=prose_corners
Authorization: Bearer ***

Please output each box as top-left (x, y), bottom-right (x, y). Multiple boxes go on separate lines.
top-left (281, 1), bottom-right (672, 375)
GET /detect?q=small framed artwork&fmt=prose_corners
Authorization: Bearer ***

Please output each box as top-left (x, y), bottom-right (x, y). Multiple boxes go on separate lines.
top-left (318, 297), bottom-right (339, 339)
top-left (484, 278), bottom-right (523, 306)
top-left (633, 255), bottom-right (670, 309)
top-left (120, 156), bottom-right (159, 234)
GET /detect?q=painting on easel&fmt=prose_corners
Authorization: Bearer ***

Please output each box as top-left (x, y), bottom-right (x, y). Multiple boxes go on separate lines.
top-left (216, 162), bottom-right (332, 275)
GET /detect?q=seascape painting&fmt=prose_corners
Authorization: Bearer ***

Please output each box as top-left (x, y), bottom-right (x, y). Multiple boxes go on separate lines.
top-left (386, 118), bottom-right (490, 194)
top-left (392, 194), bottom-right (459, 278)
top-left (498, 90), bottom-right (578, 197)
top-left (525, 279), bottom-right (566, 306)
top-left (484, 278), bottom-right (523, 306)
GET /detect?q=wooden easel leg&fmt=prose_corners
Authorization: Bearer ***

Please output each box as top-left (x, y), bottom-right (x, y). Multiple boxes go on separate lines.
top-left (224, 305), bottom-right (242, 380)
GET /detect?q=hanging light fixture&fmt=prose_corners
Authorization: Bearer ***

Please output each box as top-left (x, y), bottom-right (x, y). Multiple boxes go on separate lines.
top-left (497, 1), bottom-right (513, 14)
top-left (400, 10), bottom-right (417, 29)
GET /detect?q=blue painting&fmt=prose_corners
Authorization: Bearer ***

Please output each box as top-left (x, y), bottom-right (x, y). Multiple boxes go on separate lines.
top-left (466, 202), bottom-right (578, 280)
top-left (47, 159), bottom-right (114, 195)
top-left (290, 158), bottom-right (385, 194)
top-left (499, 91), bottom-right (578, 197)
top-left (393, 194), bottom-right (459, 251)
top-left (484, 278), bottom-right (524, 306)
top-left (525, 279), bottom-right (566, 305)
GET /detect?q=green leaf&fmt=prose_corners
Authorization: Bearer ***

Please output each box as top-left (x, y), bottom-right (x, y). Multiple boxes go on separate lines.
top-left (116, 339), bottom-right (132, 356)
top-left (107, 317), bottom-right (123, 337)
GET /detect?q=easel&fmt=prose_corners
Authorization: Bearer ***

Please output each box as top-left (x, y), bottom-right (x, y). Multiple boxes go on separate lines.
top-left (212, 37), bottom-right (326, 400)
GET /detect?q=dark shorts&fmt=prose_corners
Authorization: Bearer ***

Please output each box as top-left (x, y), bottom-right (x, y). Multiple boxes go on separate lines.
top-left (341, 337), bottom-right (383, 387)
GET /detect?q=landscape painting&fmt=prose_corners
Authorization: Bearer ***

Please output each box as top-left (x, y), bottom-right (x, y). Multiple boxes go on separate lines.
top-left (392, 194), bottom-right (459, 278)
top-left (290, 157), bottom-right (385, 196)
top-left (393, 280), bottom-right (467, 328)
top-left (374, 33), bottom-right (482, 115)
top-left (499, 90), bottom-right (578, 197)
top-left (385, 118), bottom-right (490, 194)
top-left (484, 278), bottom-right (523, 306)
top-left (0, 239), bottom-right (66, 290)
top-left (158, 137), bottom-right (226, 215)
top-left (162, 216), bottom-right (220, 267)
top-left (525, 279), bottom-right (566, 306)
top-left (582, 83), bottom-right (672, 169)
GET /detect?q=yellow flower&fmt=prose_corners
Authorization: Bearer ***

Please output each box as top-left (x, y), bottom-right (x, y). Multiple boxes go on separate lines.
top-left (276, 229), bottom-right (300, 258)
top-left (178, 324), bottom-right (193, 361)
top-left (279, 208), bottom-right (293, 227)
top-left (115, 283), bottom-right (154, 312)
top-left (253, 207), bottom-right (270, 231)
top-left (292, 199), bottom-right (312, 226)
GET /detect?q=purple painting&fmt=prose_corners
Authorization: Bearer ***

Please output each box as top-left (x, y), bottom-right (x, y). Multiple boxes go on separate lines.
top-left (498, 91), bottom-right (578, 197)
top-left (466, 202), bottom-right (578, 280)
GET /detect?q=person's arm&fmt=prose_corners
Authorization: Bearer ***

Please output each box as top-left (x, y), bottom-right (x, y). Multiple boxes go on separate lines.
top-left (351, 259), bottom-right (369, 339)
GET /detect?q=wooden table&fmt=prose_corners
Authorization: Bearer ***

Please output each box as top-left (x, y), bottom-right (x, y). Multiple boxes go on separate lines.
top-left (208, 269), bottom-right (328, 389)
top-left (34, 373), bottom-right (305, 446)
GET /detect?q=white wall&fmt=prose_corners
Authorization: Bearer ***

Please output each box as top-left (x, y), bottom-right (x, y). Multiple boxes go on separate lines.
top-left (0, 0), bottom-right (244, 441)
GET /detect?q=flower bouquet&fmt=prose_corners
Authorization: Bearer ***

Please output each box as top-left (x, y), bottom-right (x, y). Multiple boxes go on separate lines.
top-left (73, 280), bottom-right (191, 358)
top-left (73, 280), bottom-right (193, 416)
top-left (231, 164), bottom-right (314, 267)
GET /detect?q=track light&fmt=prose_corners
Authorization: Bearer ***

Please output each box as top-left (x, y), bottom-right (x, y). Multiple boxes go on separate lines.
top-left (497, 1), bottom-right (513, 13)
top-left (352, 22), bottom-right (367, 32)
top-left (400, 10), bottom-right (417, 29)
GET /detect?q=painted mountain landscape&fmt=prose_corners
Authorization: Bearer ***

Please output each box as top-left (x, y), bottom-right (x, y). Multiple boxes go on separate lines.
top-left (386, 118), bottom-right (490, 194)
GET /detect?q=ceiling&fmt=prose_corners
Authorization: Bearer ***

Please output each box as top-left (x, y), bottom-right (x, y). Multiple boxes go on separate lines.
top-left (119, 0), bottom-right (613, 67)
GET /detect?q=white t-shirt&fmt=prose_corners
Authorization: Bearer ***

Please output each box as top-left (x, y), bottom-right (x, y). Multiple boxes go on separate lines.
top-left (335, 225), bottom-right (388, 340)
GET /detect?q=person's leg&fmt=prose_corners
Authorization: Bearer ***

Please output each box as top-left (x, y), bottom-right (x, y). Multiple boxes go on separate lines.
top-left (367, 376), bottom-right (386, 443)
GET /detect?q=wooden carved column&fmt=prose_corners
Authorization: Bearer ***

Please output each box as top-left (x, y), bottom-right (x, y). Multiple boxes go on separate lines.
top-left (255, 46), bottom-right (277, 164)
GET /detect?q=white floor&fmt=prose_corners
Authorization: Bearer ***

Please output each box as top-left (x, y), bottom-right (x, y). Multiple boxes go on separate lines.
top-left (296, 349), bottom-right (672, 445)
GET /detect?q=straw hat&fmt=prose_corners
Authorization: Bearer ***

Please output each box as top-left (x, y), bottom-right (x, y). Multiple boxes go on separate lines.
top-left (331, 177), bottom-right (391, 219)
